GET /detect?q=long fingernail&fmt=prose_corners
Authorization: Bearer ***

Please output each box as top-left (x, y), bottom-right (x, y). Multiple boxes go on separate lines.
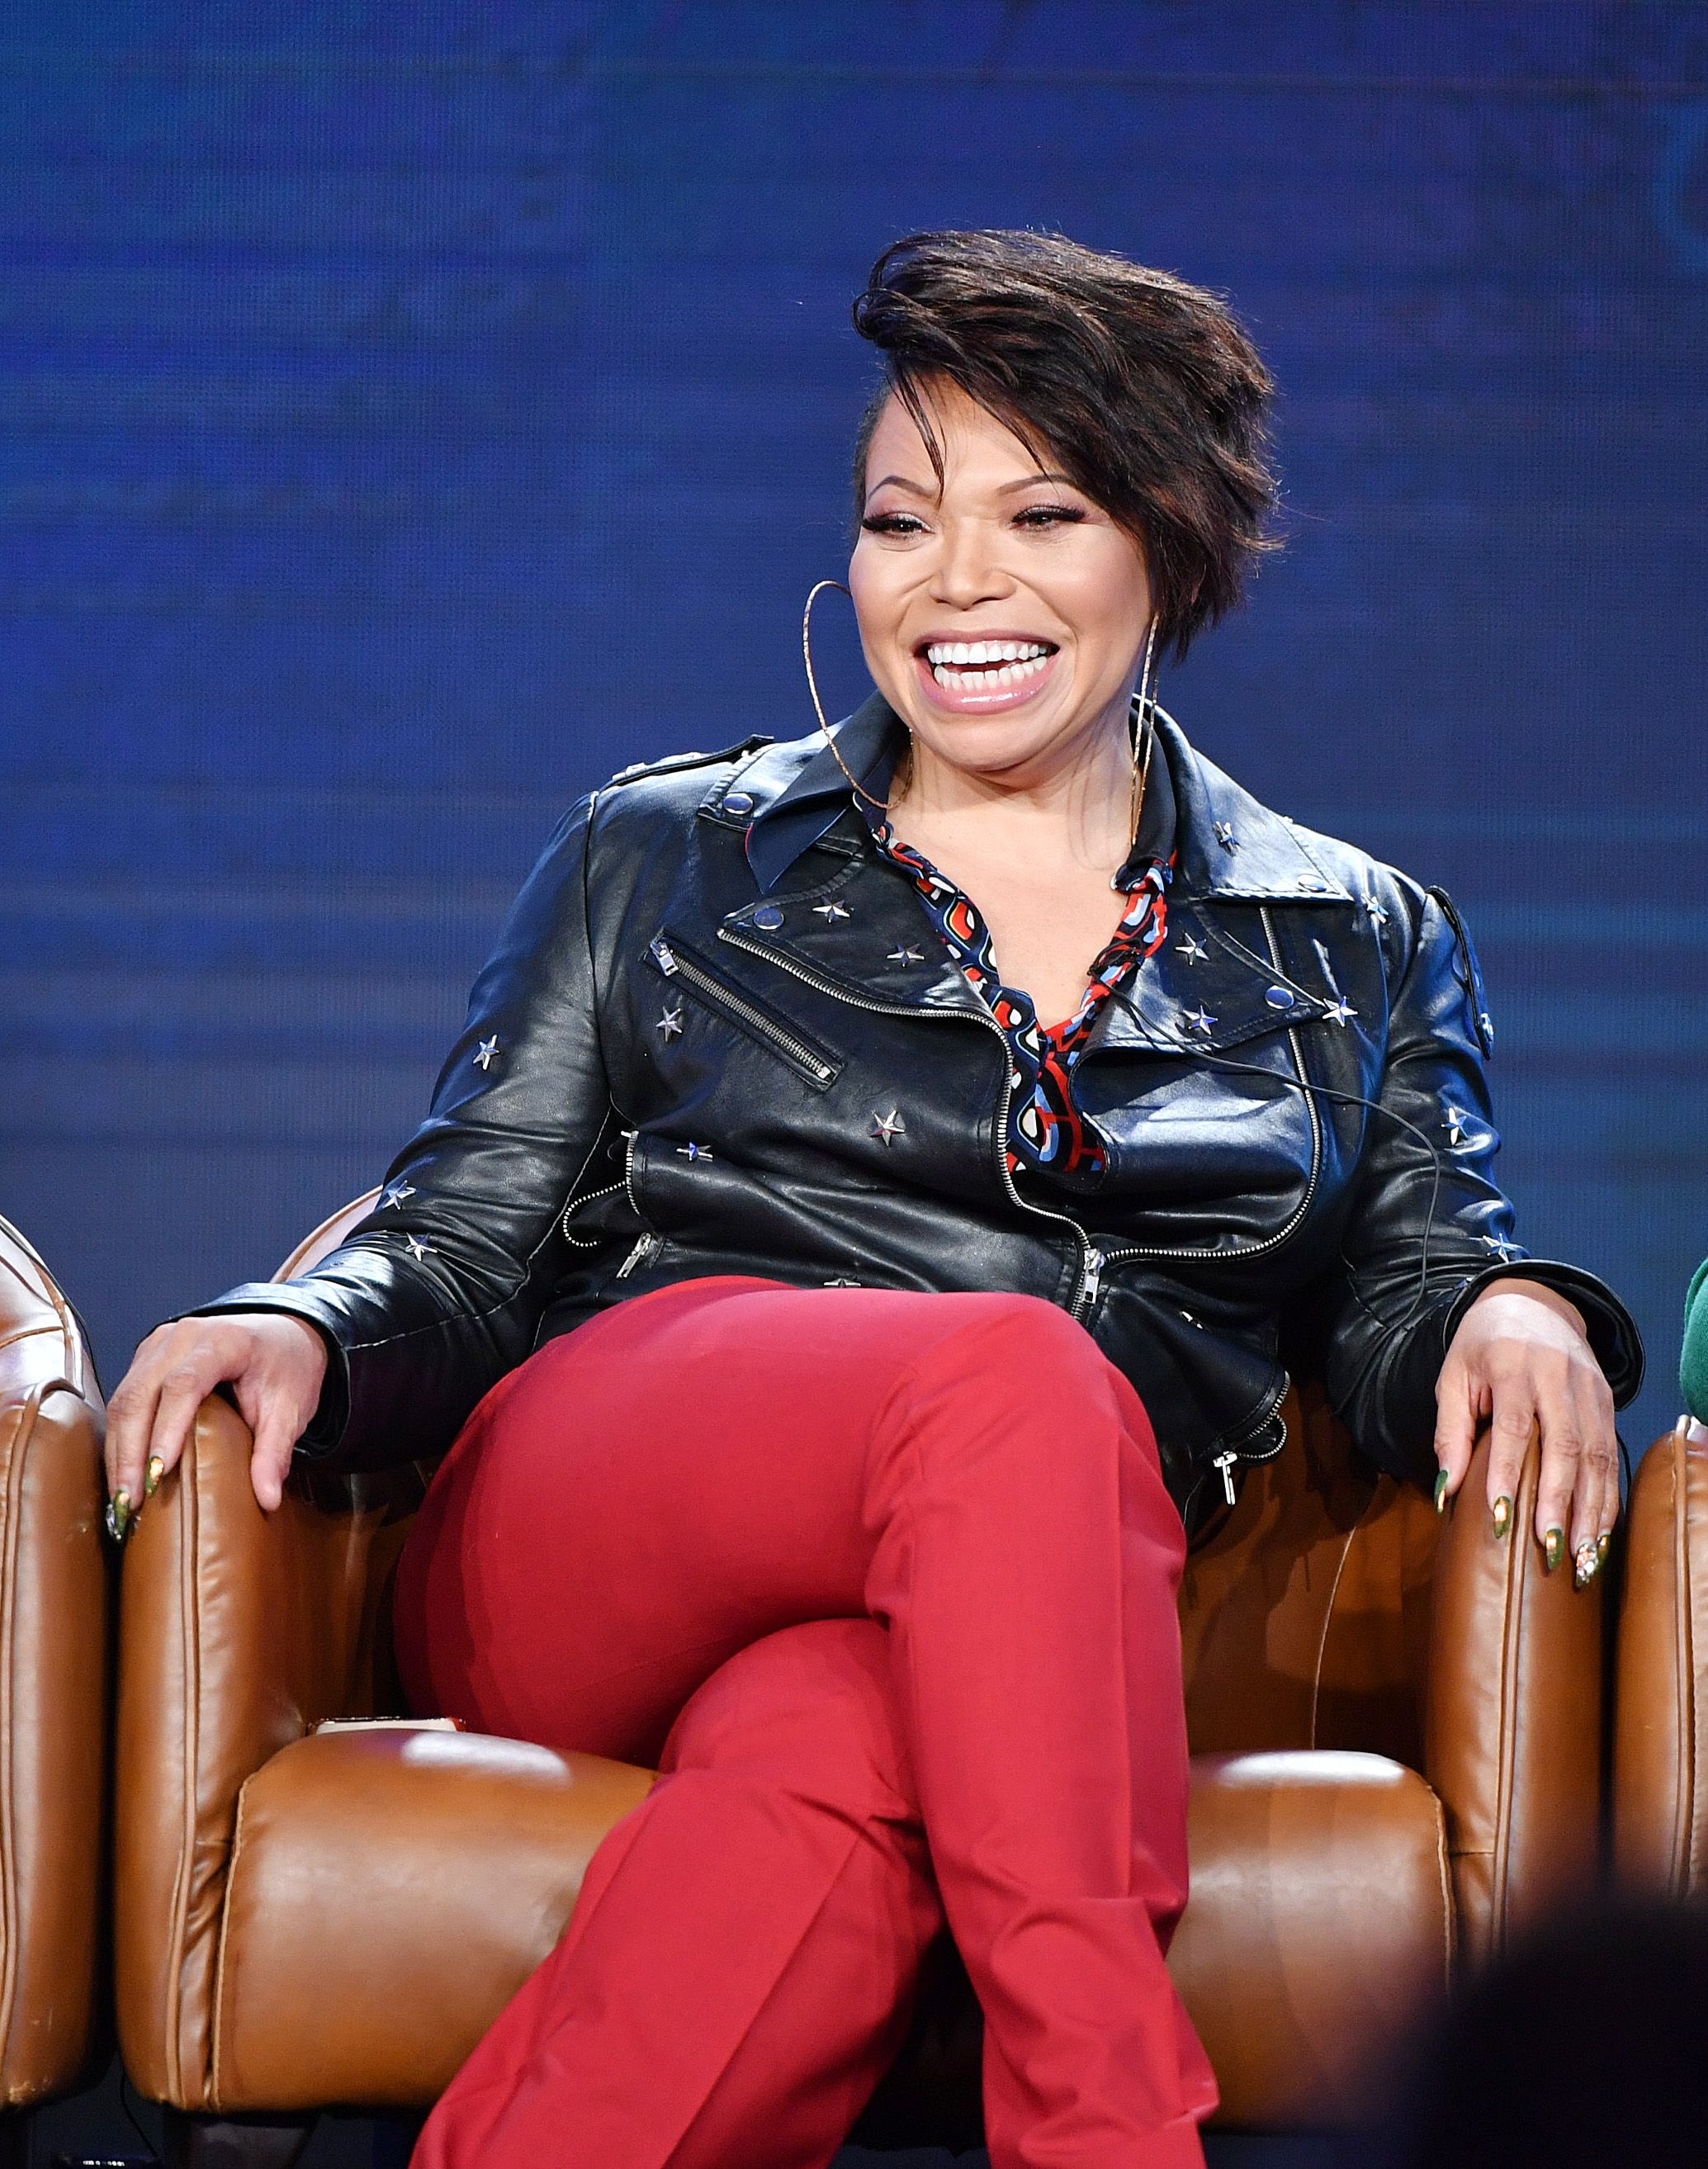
top-left (1545, 1526), bottom-right (1565, 1573)
top-left (1573, 1542), bottom-right (1600, 1589)
top-left (144, 1455), bottom-right (164, 1498)
top-left (106, 1490), bottom-right (132, 1543)
top-left (1597, 1532), bottom-right (1611, 1565)
top-left (1492, 1495), bottom-right (1512, 1540)
top-left (1434, 1469), bottom-right (1450, 1514)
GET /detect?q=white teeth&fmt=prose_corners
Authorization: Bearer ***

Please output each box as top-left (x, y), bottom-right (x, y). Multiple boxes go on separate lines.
top-left (924, 640), bottom-right (1053, 666)
top-left (931, 656), bottom-right (1051, 691)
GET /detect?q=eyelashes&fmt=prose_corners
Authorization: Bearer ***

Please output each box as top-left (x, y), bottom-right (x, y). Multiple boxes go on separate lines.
top-left (859, 504), bottom-right (1086, 537)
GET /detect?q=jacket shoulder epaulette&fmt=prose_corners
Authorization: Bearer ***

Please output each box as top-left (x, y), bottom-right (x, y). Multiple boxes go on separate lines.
top-left (603, 734), bottom-right (774, 787)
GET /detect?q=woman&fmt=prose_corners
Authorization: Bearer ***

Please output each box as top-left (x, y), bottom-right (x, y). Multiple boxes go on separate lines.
top-left (106, 231), bottom-right (1642, 2169)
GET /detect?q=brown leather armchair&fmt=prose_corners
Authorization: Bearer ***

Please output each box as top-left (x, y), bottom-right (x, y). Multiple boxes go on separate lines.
top-left (0, 1215), bottom-right (112, 2153)
top-left (115, 1196), bottom-right (1606, 2160)
top-left (1613, 1415), bottom-right (1708, 1892)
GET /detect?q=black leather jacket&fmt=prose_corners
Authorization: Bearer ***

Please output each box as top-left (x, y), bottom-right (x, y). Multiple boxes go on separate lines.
top-left (195, 698), bottom-right (1642, 1531)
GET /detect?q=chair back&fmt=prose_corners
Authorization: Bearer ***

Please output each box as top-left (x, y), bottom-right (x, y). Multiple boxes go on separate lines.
top-left (1181, 1382), bottom-right (1440, 1770)
top-left (0, 1215), bottom-right (110, 2100)
top-left (0, 1210), bottom-right (95, 1404)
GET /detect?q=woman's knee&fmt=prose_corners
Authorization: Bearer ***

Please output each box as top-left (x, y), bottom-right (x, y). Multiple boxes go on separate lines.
top-left (893, 1294), bottom-right (1162, 1477)
top-left (660, 1619), bottom-right (917, 1817)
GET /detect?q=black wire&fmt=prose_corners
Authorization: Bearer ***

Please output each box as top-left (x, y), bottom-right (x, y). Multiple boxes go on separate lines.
top-left (1108, 994), bottom-right (1493, 1330)
top-left (117, 2070), bottom-right (162, 2165)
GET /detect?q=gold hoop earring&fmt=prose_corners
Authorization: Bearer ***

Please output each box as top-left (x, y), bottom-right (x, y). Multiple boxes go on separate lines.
top-left (802, 578), bottom-right (900, 813)
top-left (1128, 618), bottom-right (1160, 844)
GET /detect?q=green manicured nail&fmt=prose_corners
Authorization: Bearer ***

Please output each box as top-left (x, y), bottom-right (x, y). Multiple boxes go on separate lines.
top-left (1545, 1527), bottom-right (1565, 1573)
top-left (144, 1455), bottom-right (163, 1498)
top-left (1492, 1495), bottom-right (1512, 1540)
top-left (1434, 1469), bottom-right (1450, 1514)
top-left (1573, 1542), bottom-right (1600, 1590)
top-left (108, 1490), bottom-right (131, 1542)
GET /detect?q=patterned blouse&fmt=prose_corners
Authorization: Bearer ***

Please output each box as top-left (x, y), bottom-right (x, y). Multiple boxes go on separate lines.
top-left (869, 819), bottom-right (1174, 1178)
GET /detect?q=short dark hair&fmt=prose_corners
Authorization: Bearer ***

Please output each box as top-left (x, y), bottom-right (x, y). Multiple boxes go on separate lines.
top-left (850, 230), bottom-right (1278, 661)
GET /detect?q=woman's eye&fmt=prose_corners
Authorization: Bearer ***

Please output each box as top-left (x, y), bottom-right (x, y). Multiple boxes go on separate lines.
top-left (860, 512), bottom-right (927, 536)
top-left (1014, 504), bottom-right (1086, 530)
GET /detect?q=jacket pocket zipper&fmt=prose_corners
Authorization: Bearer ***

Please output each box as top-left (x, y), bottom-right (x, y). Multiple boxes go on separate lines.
top-left (652, 937), bottom-right (839, 1087)
top-left (1207, 1373), bottom-right (1293, 1504)
top-left (716, 926), bottom-right (1100, 1306)
top-left (561, 1180), bottom-right (625, 1247)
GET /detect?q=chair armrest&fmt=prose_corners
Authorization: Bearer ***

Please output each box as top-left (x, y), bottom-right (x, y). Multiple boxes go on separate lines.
top-left (1425, 1430), bottom-right (1603, 1967)
top-left (116, 1394), bottom-right (414, 2108)
top-left (1612, 1421), bottom-right (1708, 1892)
top-left (0, 1374), bottom-right (110, 2105)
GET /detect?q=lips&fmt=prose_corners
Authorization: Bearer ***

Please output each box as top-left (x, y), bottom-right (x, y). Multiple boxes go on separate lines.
top-left (912, 634), bottom-right (1062, 715)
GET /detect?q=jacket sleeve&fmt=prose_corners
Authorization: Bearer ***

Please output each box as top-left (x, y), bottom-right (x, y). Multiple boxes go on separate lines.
top-left (179, 793), bottom-right (617, 1470)
top-left (1321, 882), bottom-right (1644, 1489)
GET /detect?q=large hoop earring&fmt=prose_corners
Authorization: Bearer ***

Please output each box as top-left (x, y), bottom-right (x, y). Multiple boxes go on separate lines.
top-left (802, 578), bottom-right (897, 813)
top-left (1128, 618), bottom-right (1160, 844)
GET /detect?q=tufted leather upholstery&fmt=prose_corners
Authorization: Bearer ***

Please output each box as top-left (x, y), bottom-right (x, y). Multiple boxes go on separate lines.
top-left (115, 1195), bottom-right (1606, 2132)
top-left (0, 1215), bottom-right (111, 2105)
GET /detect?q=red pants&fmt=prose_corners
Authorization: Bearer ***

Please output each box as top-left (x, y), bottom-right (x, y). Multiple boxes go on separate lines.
top-left (394, 1277), bottom-right (1215, 2169)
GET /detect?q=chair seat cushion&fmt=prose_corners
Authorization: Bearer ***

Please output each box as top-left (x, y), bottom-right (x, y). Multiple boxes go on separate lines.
top-left (1171, 1750), bottom-right (1451, 2124)
top-left (209, 1730), bottom-right (1450, 2126)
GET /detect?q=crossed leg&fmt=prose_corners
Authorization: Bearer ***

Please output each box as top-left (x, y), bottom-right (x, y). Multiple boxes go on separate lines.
top-left (412, 1619), bottom-right (944, 2169)
top-left (397, 1276), bottom-right (1216, 2167)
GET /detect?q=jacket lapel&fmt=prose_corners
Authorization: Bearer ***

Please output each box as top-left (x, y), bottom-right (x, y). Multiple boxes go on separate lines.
top-left (711, 699), bottom-right (1362, 1046)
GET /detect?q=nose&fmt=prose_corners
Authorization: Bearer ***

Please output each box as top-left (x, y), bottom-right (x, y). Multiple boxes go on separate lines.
top-left (927, 516), bottom-right (1015, 612)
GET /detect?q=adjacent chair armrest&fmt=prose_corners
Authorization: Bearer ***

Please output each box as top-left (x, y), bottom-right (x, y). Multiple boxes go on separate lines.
top-left (0, 1371), bottom-right (110, 2104)
top-left (116, 1395), bottom-right (415, 2109)
top-left (1612, 1420), bottom-right (1708, 1894)
top-left (1425, 1431), bottom-right (1604, 1967)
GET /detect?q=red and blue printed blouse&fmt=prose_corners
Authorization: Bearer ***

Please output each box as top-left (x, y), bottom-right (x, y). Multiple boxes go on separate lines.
top-left (867, 815), bottom-right (1175, 1180)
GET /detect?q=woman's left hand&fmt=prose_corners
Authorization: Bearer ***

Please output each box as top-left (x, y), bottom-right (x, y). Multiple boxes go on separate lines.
top-left (1434, 1276), bottom-right (1618, 1584)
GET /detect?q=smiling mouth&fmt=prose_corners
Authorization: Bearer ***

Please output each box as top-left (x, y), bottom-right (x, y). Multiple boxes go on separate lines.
top-left (919, 637), bottom-right (1058, 692)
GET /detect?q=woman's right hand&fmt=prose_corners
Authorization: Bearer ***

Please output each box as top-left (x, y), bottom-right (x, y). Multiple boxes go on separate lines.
top-left (105, 1312), bottom-right (329, 1524)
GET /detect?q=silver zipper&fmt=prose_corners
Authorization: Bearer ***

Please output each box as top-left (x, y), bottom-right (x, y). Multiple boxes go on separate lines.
top-left (653, 936), bottom-right (837, 1085)
top-left (615, 1231), bottom-right (661, 1279)
top-left (717, 926), bottom-right (1103, 1317)
top-left (1202, 1371), bottom-right (1292, 1510)
top-left (561, 1180), bottom-right (625, 1246)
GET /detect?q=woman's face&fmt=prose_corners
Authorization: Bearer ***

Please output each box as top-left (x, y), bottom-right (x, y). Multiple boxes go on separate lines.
top-left (849, 380), bottom-right (1153, 784)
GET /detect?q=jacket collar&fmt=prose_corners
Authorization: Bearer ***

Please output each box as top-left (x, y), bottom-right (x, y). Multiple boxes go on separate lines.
top-left (719, 694), bottom-right (1354, 909)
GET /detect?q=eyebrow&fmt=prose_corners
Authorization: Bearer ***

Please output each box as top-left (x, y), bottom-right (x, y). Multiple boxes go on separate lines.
top-left (863, 470), bottom-right (1081, 504)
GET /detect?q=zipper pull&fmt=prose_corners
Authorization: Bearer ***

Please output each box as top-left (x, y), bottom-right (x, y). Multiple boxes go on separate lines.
top-left (1080, 1248), bottom-right (1105, 1310)
top-left (615, 1232), bottom-right (660, 1281)
top-left (651, 939), bottom-right (679, 976)
top-left (1212, 1450), bottom-right (1238, 1506)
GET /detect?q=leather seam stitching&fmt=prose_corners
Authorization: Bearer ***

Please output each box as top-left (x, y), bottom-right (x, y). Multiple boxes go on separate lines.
top-left (1677, 1437), bottom-right (1696, 1891)
top-left (0, 1391), bottom-right (36, 2081)
top-left (1430, 1787), bottom-right (1456, 1982)
top-left (163, 1419), bottom-right (204, 2105)
top-left (209, 1774), bottom-right (254, 2109)
top-left (1488, 1443), bottom-right (1528, 1946)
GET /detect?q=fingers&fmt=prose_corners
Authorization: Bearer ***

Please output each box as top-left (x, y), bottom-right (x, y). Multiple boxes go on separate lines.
top-left (1583, 1366), bottom-right (1620, 1577)
top-left (1431, 1352), bottom-right (1482, 1512)
top-left (102, 1314), bottom-right (324, 1535)
top-left (104, 1321), bottom-right (225, 1525)
top-left (246, 1399), bottom-right (300, 1515)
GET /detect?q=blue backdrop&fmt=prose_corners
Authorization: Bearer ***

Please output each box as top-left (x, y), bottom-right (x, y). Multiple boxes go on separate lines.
top-left (5, 0), bottom-right (1706, 1472)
